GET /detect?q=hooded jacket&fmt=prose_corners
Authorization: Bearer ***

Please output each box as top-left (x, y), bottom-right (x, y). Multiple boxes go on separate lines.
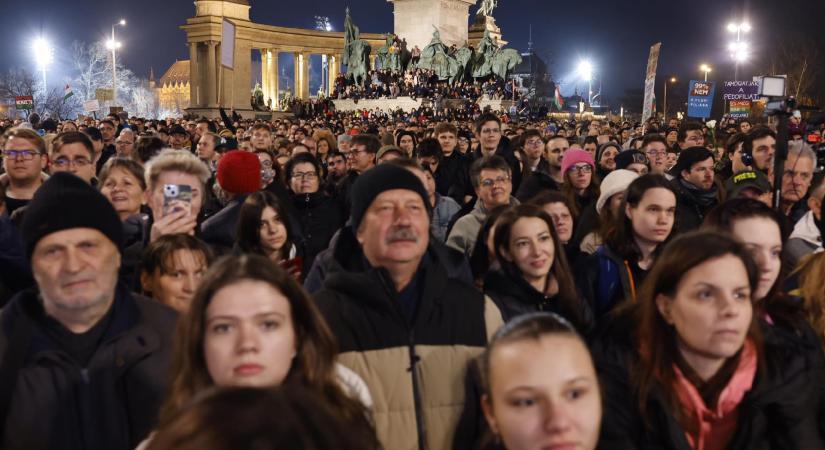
top-left (314, 227), bottom-right (503, 450)
top-left (0, 285), bottom-right (177, 450)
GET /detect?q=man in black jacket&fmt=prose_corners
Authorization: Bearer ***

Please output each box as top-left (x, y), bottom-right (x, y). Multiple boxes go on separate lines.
top-left (0, 173), bottom-right (177, 450)
top-left (314, 164), bottom-right (503, 450)
top-left (671, 147), bottom-right (719, 232)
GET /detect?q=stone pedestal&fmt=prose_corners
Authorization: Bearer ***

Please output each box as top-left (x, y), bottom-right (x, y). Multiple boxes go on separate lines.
top-left (388, 0), bottom-right (477, 50)
top-left (468, 14), bottom-right (507, 48)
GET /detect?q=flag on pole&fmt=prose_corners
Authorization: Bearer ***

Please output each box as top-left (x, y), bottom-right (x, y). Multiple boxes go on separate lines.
top-left (63, 84), bottom-right (74, 103)
top-left (554, 85), bottom-right (565, 110)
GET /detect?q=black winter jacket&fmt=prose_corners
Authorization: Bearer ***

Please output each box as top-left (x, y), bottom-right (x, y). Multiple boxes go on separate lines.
top-left (483, 268), bottom-right (592, 333)
top-left (290, 191), bottom-right (345, 275)
top-left (592, 309), bottom-right (825, 450)
top-left (0, 286), bottom-right (177, 450)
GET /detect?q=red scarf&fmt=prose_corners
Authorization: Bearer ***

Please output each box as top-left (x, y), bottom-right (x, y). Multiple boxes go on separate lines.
top-left (672, 340), bottom-right (757, 450)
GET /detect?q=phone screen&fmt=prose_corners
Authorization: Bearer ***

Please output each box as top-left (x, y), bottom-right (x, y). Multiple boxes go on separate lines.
top-left (162, 184), bottom-right (193, 217)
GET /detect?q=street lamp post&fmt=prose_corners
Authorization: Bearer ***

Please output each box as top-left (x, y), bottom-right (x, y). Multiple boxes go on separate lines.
top-left (700, 64), bottom-right (712, 82)
top-left (663, 77), bottom-right (677, 120)
top-left (107, 19), bottom-right (126, 106)
top-left (577, 60), bottom-right (593, 106)
top-left (727, 21), bottom-right (750, 81)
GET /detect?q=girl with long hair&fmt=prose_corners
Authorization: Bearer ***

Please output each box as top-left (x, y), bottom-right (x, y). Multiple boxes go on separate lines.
top-left (577, 174), bottom-right (677, 320)
top-left (235, 191), bottom-right (299, 269)
top-left (158, 254), bottom-right (378, 446)
top-left (485, 204), bottom-right (591, 331)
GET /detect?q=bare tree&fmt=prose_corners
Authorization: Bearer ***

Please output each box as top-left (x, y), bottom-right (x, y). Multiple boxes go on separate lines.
top-left (70, 39), bottom-right (143, 115)
top-left (0, 68), bottom-right (37, 101)
top-left (762, 34), bottom-right (823, 106)
top-left (70, 40), bottom-right (111, 103)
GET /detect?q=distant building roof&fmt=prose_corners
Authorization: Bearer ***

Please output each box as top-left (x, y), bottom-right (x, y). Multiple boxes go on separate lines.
top-left (160, 60), bottom-right (190, 86)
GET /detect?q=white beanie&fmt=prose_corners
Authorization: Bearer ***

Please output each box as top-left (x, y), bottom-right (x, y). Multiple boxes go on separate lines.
top-left (596, 169), bottom-right (640, 214)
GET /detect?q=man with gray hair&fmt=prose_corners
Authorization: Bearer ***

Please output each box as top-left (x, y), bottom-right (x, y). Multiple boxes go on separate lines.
top-left (780, 141), bottom-right (816, 224)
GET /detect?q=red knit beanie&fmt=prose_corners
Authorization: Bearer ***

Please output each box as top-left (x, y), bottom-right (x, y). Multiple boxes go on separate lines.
top-left (217, 150), bottom-right (261, 194)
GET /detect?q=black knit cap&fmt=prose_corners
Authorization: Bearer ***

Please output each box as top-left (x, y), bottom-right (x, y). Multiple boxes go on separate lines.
top-left (21, 172), bottom-right (124, 258)
top-left (349, 164), bottom-right (431, 231)
top-left (669, 146), bottom-right (714, 178)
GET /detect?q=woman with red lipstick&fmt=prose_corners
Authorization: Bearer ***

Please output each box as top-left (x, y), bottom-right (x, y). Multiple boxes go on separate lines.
top-left (594, 231), bottom-right (824, 449)
top-left (479, 312), bottom-right (602, 450)
top-left (577, 174), bottom-right (677, 322)
top-left (157, 254), bottom-right (378, 448)
top-left (483, 204), bottom-right (590, 332)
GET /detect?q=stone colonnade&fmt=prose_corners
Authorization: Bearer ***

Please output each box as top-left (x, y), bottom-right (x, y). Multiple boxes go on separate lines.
top-left (182, 1), bottom-right (383, 117)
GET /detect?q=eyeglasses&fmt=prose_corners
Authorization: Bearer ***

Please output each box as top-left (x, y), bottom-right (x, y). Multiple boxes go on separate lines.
top-left (3, 149), bottom-right (40, 160)
top-left (291, 171), bottom-right (319, 180)
top-left (567, 165), bottom-right (593, 174)
top-left (52, 157), bottom-right (92, 169)
top-left (480, 175), bottom-right (511, 188)
top-left (348, 148), bottom-right (368, 158)
top-left (646, 150), bottom-right (666, 157)
top-left (525, 139), bottom-right (544, 147)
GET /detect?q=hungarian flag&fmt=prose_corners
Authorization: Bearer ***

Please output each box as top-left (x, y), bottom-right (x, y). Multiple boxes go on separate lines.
top-left (63, 84), bottom-right (74, 102)
top-left (553, 85), bottom-right (565, 110)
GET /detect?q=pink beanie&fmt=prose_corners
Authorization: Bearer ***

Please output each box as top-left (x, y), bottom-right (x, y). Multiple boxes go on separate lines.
top-left (561, 149), bottom-right (596, 175)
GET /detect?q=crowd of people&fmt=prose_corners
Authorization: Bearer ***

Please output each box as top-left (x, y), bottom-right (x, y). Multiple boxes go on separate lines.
top-left (331, 68), bottom-right (519, 102)
top-left (1, 105), bottom-right (825, 450)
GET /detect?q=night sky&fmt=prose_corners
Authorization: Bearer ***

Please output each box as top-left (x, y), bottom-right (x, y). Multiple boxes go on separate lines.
top-left (1, 0), bottom-right (822, 107)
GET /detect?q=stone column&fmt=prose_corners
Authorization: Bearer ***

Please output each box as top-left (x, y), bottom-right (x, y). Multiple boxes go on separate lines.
top-left (294, 52), bottom-right (310, 100)
top-left (189, 42), bottom-right (201, 107)
top-left (263, 49), bottom-right (279, 110)
top-left (205, 41), bottom-right (218, 107)
top-left (327, 54), bottom-right (338, 97)
top-left (261, 49), bottom-right (269, 101)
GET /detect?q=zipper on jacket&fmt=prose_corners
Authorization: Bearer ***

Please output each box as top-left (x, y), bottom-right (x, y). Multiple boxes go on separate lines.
top-left (408, 329), bottom-right (426, 450)
top-left (80, 368), bottom-right (90, 384)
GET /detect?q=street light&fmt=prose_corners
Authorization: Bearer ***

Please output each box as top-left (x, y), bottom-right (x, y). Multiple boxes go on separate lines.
top-left (700, 64), bottom-right (712, 82)
top-left (107, 18), bottom-right (126, 106)
top-left (32, 37), bottom-right (54, 90)
top-left (663, 77), bottom-right (677, 120)
top-left (577, 60), bottom-right (594, 105)
top-left (727, 20), bottom-right (750, 81)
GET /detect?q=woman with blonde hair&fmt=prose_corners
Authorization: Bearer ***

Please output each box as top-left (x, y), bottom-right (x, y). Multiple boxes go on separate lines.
top-left (792, 251), bottom-right (825, 348)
